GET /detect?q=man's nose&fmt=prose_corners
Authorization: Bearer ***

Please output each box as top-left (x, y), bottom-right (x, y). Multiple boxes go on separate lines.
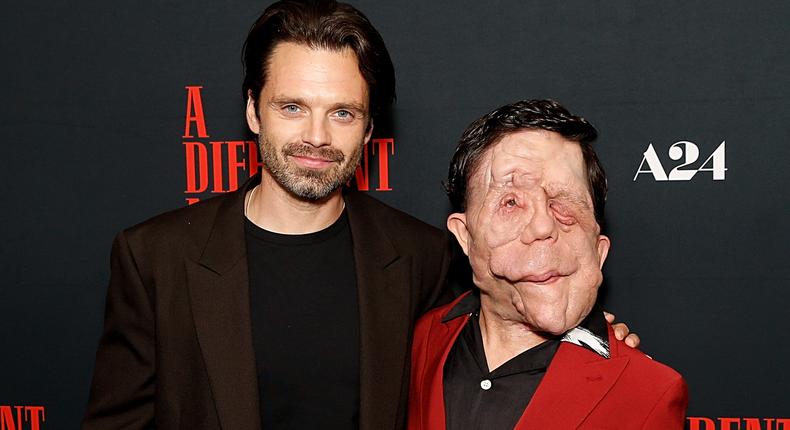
top-left (519, 200), bottom-right (557, 244)
top-left (301, 115), bottom-right (331, 147)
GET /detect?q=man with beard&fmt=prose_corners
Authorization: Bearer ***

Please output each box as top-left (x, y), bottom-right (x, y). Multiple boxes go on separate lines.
top-left (408, 100), bottom-right (687, 430)
top-left (82, 2), bottom-right (639, 429)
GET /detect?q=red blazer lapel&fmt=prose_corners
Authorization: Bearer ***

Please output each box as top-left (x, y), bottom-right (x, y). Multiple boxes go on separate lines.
top-left (516, 326), bottom-right (628, 429)
top-left (410, 293), bottom-right (472, 430)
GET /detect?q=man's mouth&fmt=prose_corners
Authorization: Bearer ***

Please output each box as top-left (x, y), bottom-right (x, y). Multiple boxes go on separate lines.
top-left (290, 154), bottom-right (335, 169)
top-left (283, 144), bottom-right (344, 169)
top-left (522, 271), bottom-right (564, 284)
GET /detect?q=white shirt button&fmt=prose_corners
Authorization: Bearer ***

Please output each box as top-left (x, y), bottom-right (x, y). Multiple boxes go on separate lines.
top-left (480, 379), bottom-right (492, 390)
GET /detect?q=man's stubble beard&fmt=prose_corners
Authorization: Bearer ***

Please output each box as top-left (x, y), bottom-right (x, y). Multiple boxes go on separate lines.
top-left (257, 132), bottom-right (364, 201)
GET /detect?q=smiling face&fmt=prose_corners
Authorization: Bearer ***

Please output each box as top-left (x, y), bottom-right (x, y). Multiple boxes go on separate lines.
top-left (246, 42), bottom-right (372, 201)
top-left (448, 129), bottom-right (610, 335)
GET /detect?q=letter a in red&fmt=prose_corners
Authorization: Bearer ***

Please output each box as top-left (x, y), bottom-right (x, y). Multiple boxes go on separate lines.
top-left (183, 86), bottom-right (209, 138)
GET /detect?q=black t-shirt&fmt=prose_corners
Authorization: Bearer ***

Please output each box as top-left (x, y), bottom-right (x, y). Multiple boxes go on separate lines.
top-left (245, 211), bottom-right (360, 429)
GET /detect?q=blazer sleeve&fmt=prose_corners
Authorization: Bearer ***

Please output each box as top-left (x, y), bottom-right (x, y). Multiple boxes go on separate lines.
top-left (82, 231), bottom-right (155, 430)
top-left (641, 375), bottom-right (689, 430)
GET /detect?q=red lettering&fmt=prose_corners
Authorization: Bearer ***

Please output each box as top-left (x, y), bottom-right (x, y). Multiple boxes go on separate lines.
top-left (353, 143), bottom-right (371, 191)
top-left (226, 141), bottom-right (247, 192)
top-left (0, 406), bottom-right (47, 430)
top-left (720, 417), bottom-right (742, 430)
top-left (187, 136), bottom-right (392, 197)
top-left (372, 138), bottom-right (394, 191)
top-left (0, 406), bottom-right (17, 430)
top-left (689, 417), bottom-right (717, 430)
top-left (686, 418), bottom-right (790, 430)
top-left (246, 140), bottom-right (263, 177)
top-left (24, 407), bottom-right (44, 430)
top-left (186, 198), bottom-right (200, 205)
top-left (746, 418), bottom-right (769, 430)
top-left (183, 86), bottom-right (209, 138)
top-left (210, 141), bottom-right (226, 193)
top-left (184, 142), bottom-right (208, 193)
top-left (743, 418), bottom-right (771, 430)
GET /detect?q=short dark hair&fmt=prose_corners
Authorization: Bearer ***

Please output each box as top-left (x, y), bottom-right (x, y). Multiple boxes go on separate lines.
top-left (446, 99), bottom-right (607, 225)
top-left (242, 0), bottom-right (395, 119)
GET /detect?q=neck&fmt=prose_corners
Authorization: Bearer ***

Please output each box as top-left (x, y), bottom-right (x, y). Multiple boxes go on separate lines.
top-left (478, 293), bottom-right (549, 371)
top-left (245, 172), bottom-right (345, 234)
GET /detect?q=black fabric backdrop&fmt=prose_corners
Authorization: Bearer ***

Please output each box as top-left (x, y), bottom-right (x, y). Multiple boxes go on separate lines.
top-left (1, 1), bottom-right (788, 428)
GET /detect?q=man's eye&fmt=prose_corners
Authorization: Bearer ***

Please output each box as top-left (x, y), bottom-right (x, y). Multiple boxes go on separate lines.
top-left (550, 203), bottom-right (576, 225)
top-left (334, 110), bottom-right (353, 120)
top-left (282, 105), bottom-right (301, 114)
top-left (556, 215), bottom-right (576, 226)
top-left (503, 198), bottom-right (518, 208)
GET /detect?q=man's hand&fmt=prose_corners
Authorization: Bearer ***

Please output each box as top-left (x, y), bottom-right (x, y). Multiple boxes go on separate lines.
top-left (604, 311), bottom-right (640, 348)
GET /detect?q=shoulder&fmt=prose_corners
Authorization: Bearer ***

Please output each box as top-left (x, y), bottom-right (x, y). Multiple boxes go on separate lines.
top-left (576, 327), bottom-right (688, 430)
top-left (345, 191), bottom-right (442, 233)
top-left (344, 190), bottom-right (446, 246)
top-left (611, 335), bottom-right (684, 385)
top-left (415, 293), bottom-right (468, 333)
top-left (126, 193), bottom-right (226, 237)
top-left (612, 337), bottom-right (688, 427)
top-left (119, 191), bottom-right (236, 258)
top-left (607, 327), bottom-right (688, 407)
top-left (411, 293), bottom-right (471, 374)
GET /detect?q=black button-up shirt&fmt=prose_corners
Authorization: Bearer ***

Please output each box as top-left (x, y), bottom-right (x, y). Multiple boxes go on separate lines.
top-left (442, 291), bottom-right (610, 430)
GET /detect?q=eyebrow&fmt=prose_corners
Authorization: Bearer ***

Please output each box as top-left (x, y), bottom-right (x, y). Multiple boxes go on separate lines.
top-left (545, 185), bottom-right (591, 210)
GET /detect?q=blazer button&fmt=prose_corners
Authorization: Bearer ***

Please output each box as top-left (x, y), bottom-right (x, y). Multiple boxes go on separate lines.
top-left (480, 379), bottom-right (492, 390)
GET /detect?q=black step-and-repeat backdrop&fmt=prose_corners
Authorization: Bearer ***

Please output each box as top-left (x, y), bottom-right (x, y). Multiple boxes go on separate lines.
top-left (2, 1), bottom-right (788, 429)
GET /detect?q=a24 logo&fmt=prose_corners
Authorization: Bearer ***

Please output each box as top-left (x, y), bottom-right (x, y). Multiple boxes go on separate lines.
top-left (633, 140), bottom-right (726, 181)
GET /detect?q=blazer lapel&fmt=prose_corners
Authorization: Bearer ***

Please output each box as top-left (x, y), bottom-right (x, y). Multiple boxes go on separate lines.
top-left (346, 192), bottom-right (413, 430)
top-left (186, 179), bottom-right (261, 430)
top-left (516, 338), bottom-right (629, 429)
top-left (422, 312), bottom-right (470, 430)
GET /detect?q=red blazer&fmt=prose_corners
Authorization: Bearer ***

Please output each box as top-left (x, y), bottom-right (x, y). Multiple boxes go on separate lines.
top-left (408, 294), bottom-right (688, 430)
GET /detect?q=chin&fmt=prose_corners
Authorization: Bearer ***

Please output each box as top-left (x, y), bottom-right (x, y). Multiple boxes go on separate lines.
top-left (521, 306), bottom-right (578, 336)
top-left (532, 319), bottom-right (571, 336)
top-left (510, 292), bottom-right (566, 334)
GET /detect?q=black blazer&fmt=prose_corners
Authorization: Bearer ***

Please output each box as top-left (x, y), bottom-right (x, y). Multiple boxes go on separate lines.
top-left (83, 175), bottom-right (451, 430)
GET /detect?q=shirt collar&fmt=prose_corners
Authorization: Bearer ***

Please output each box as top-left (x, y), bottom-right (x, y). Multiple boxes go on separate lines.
top-left (442, 289), bottom-right (610, 359)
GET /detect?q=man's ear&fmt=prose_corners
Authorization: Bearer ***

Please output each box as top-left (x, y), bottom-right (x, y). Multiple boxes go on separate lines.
top-left (596, 235), bottom-right (611, 268)
top-left (364, 118), bottom-right (374, 143)
top-left (245, 90), bottom-right (261, 135)
top-left (447, 212), bottom-right (470, 256)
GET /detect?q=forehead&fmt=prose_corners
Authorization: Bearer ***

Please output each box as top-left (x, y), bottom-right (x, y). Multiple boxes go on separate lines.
top-left (472, 129), bottom-right (588, 197)
top-left (264, 42), bottom-right (368, 104)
